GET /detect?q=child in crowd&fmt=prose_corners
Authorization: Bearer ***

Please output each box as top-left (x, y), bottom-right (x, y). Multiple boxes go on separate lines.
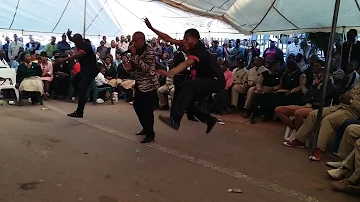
top-left (95, 67), bottom-right (112, 101)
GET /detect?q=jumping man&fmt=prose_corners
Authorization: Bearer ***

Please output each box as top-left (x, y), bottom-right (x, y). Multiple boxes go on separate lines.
top-left (144, 18), bottom-right (225, 133)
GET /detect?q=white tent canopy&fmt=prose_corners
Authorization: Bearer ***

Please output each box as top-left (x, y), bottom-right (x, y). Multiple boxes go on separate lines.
top-left (160, 0), bottom-right (360, 34)
top-left (0, 0), bottom-right (244, 39)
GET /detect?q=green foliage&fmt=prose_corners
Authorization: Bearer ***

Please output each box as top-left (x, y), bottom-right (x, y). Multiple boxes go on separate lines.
top-left (303, 32), bottom-right (342, 55)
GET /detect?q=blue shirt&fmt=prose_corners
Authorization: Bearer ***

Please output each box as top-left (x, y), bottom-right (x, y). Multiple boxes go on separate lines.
top-left (2, 42), bottom-right (9, 62)
top-left (91, 44), bottom-right (96, 53)
top-left (57, 41), bottom-right (71, 53)
top-left (11, 60), bottom-right (20, 71)
top-left (209, 46), bottom-right (223, 58)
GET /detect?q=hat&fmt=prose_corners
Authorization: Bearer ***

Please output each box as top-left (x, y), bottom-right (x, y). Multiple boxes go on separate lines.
top-left (35, 50), bottom-right (41, 55)
top-left (40, 51), bottom-right (48, 57)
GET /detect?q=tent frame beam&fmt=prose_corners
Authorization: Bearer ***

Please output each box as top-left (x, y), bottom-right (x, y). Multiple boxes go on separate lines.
top-left (83, 0), bottom-right (87, 37)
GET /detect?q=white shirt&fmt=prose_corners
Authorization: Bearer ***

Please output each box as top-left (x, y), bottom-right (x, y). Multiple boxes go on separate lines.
top-left (0, 59), bottom-right (10, 68)
top-left (95, 73), bottom-right (107, 86)
top-left (118, 41), bottom-right (129, 52)
top-left (110, 48), bottom-right (116, 60)
top-left (9, 41), bottom-right (24, 60)
top-left (286, 42), bottom-right (304, 58)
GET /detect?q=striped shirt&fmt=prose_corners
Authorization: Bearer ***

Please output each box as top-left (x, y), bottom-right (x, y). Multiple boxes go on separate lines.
top-left (130, 44), bottom-right (159, 92)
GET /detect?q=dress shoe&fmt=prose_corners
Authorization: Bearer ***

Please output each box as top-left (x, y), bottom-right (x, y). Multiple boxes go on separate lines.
top-left (67, 111), bottom-right (83, 118)
top-left (206, 117), bottom-right (217, 134)
top-left (332, 179), bottom-right (353, 192)
top-left (141, 136), bottom-right (154, 143)
top-left (136, 130), bottom-right (146, 136)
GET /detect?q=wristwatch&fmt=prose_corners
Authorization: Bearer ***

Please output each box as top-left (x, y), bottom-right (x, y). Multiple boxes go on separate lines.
top-left (350, 99), bottom-right (353, 104)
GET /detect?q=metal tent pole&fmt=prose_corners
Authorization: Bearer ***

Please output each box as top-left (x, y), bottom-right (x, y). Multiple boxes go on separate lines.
top-left (311, 0), bottom-right (341, 151)
top-left (339, 26), bottom-right (346, 70)
top-left (83, 0), bottom-right (87, 38)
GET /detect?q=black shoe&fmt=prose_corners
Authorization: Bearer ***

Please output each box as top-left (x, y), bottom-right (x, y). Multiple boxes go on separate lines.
top-left (67, 111), bottom-right (83, 118)
top-left (136, 130), bottom-right (146, 136)
top-left (159, 115), bottom-right (180, 131)
top-left (159, 105), bottom-right (169, 110)
top-left (206, 117), bottom-right (217, 134)
top-left (141, 136), bottom-right (154, 143)
top-left (187, 116), bottom-right (198, 122)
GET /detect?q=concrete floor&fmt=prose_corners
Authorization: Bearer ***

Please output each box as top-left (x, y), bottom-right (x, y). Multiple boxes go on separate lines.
top-left (0, 100), bottom-right (359, 202)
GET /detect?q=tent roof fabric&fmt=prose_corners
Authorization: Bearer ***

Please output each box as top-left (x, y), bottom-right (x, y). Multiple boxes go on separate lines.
top-left (0, 0), bottom-right (242, 38)
top-left (160, 0), bottom-right (360, 34)
top-left (1, 0), bottom-right (358, 37)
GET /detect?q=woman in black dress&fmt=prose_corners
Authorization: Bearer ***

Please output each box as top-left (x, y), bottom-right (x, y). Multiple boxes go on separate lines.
top-left (52, 53), bottom-right (71, 98)
top-left (249, 60), bottom-right (282, 124)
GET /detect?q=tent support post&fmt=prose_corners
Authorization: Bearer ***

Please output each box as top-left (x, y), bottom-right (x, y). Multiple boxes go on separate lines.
top-left (311, 0), bottom-right (341, 152)
top-left (83, 0), bottom-right (87, 38)
top-left (339, 26), bottom-right (346, 72)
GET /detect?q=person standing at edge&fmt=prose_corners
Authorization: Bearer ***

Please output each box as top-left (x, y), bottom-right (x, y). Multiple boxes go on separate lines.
top-left (123, 32), bottom-right (159, 143)
top-left (144, 18), bottom-right (225, 134)
top-left (55, 30), bottom-right (99, 118)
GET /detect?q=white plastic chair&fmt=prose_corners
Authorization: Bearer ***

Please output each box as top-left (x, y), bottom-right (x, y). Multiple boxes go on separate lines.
top-left (0, 68), bottom-right (19, 100)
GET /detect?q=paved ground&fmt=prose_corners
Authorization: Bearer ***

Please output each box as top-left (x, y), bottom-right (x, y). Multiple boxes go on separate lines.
top-left (0, 100), bottom-right (359, 202)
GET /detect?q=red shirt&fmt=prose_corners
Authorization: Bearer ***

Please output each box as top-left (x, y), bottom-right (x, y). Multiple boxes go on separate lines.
top-left (73, 62), bottom-right (81, 75)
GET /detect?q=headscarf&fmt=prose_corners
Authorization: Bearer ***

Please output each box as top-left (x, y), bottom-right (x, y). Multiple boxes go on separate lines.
top-left (20, 51), bottom-right (30, 62)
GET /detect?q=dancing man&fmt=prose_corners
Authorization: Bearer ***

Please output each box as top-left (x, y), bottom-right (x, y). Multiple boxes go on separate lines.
top-left (55, 30), bottom-right (99, 118)
top-left (171, 47), bottom-right (198, 122)
top-left (123, 32), bottom-right (159, 143)
top-left (145, 18), bottom-right (225, 133)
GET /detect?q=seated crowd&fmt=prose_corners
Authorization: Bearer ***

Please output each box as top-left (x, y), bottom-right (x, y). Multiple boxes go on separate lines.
top-left (1, 30), bottom-right (360, 195)
top-left (155, 31), bottom-right (360, 194)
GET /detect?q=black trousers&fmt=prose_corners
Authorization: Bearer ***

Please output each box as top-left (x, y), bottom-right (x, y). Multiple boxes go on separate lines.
top-left (212, 89), bottom-right (230, 113)
top-left (133, 86), bottom-right (157, 137)
top-left (171, 83), bottom-right (196, 119)
top-left (72, 71), bottom-right (98, 114)
top-left (171, 78), bottom-right (222, 123)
